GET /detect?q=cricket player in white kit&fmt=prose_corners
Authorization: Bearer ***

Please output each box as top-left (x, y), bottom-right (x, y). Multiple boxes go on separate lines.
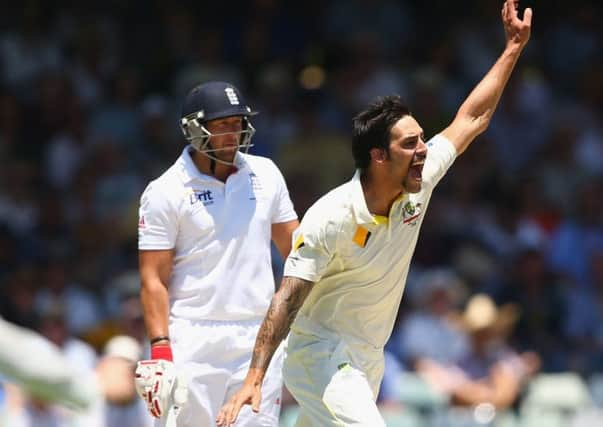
top-left (135, 81), bottom-right (298, 427)
top-left (218, 2), bottom-right (532, 426)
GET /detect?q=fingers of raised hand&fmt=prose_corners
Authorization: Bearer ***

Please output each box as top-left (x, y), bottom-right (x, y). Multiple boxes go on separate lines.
top-left (523, 7), bottom-right (533, 27)
top-left (506, 0), bottom-right (532, 27)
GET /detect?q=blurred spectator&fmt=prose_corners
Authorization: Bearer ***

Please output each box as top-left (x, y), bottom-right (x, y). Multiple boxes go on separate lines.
top-left (44, 101), bottom-right (88, 192)
top-left (26, 191), bottom-right (72, 261)
top-left (0, 265), bottom-right (39, 330)
top-left (275, 92), bottom-right (352, 214)
top-left (391, 268), bottom-right (469, 367)
top-left (0, 6), bottom-right (62, 92)
top-left (34, 259), bottom-right (104, 336)
top-left (563, 250), bottom-right (603, 375)
top-left (417, 294), bottom-right (540, 410)
top-left (0, 162), bottom-right (39, 236)
top-left (495, 247), bottom-right (567, 371)
top-left (0, 225), bottom-right (19, 281)
top-left (485, 72), bottom-right (552, 175)
top-left (96, 335), bottom-right (152, 427)
top-left (94, 270), bottom-right (147, 355)
top-left (547, 179), bottom-right (603, 287)
top-left (0, 92), bottom-right (25, 161)
top-left (137, 95), bottom-right (180, 180)
top-left (35, 302), bottom-right (97, 374)
top-left (87, 69), bottom-right (143, 147)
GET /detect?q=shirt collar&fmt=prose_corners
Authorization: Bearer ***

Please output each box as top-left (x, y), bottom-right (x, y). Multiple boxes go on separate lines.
top-left (350, 170), bottom-right (409, 225)
top-left (177, 146), bottom-right (248, 184)
top-left (350, 170), bottom-right (375, 225)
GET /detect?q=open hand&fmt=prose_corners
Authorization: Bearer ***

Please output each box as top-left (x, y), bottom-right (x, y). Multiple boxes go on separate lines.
top-left (502, 0), bottom-right (532, 48)
top-left (216, 381), bottom-right (262, 426)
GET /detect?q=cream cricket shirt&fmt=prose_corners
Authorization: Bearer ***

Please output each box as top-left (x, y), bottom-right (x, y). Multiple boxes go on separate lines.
top-left (138, 147), bottom-right (297, 321)
top-left (284, 135), bottom-right (457, 349)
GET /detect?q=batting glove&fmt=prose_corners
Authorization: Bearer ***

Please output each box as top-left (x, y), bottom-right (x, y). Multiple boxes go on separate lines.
top-left (135, 358), bottom-right (177, 418)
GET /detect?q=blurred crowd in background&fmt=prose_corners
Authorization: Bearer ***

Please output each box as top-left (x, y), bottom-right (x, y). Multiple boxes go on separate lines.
top-left (0, 1), bottom-right (601, 426)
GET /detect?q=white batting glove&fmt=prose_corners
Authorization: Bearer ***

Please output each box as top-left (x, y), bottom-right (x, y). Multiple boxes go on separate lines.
top-left (135, 359), bottom-right (177, 418)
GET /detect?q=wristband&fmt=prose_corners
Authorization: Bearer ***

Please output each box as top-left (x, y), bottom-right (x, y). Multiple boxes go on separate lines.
top-left (151, 343), bottom-right (173, 361)
top-left (150, 335), bottom-right (170, 345)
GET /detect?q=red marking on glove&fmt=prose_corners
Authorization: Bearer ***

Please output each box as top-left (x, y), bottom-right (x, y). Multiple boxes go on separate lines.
top-left (153, 400), bottom-right (162, 417)
top-left (151, 344), bottom-right (173, 361)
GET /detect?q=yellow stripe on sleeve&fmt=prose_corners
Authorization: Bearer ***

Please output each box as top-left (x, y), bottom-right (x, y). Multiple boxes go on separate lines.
top-left (293, 234), bottom-right (305, 251)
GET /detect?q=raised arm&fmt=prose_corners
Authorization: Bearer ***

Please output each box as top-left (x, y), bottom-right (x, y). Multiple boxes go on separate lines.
top-left (216, 276), bottom-right (314, 426)
top-left (441, 0), bottom-right (532, 154)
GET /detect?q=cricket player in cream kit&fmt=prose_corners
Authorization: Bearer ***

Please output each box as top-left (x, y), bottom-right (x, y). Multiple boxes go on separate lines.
top-left (135, 81), bottom-right (298, 426)
top-left (219, 2), bottom-right (532, 426)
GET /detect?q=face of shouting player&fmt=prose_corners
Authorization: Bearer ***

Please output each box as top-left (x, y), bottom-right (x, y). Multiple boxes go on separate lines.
top-left (386, 115), bottom-right (428, 194)
top-left (204, 116), bottom-right (244, 162)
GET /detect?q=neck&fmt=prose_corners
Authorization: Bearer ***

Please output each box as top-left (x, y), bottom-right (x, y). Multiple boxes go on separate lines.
top-left (191, 149), bottom-right (237, 182)
top-left (360, 169), bottom-right (404, 216)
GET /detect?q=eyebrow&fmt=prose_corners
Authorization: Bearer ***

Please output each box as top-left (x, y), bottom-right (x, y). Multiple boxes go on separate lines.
top-left (402, 132), bottom-right (423, 141)
top-left (215, 118), bottom-right (242, 125)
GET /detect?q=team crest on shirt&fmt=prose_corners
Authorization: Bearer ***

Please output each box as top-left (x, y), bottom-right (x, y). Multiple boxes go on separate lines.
top-left (248, 172), bottom-right (262, 200)
top-left (402, 201), bottom-right (422, 226)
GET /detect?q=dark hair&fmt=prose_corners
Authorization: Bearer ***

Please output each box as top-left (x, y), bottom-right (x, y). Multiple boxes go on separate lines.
top-left (351, 95), bottom-right (410, 170)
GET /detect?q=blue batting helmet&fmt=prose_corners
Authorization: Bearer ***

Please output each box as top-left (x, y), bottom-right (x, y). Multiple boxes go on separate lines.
top-left (180, 82), bottom-right (258, 163)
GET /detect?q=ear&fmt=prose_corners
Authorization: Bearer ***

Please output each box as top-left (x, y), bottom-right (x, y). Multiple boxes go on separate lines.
top-left (369, 148), bottom-right (387, 163)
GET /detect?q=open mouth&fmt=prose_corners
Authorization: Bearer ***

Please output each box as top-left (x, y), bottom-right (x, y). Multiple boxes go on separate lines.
top-left (409, 161), bottom-right (424, 181)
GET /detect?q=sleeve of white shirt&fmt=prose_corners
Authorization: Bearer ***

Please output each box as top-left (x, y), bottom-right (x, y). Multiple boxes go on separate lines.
top-left (138, 181), bottom-right (178, 250)
top-left (421, 134), bottom-right (457, 190)
top-left (0, 317), bottom-right (99, 410)
top-left (283, 206), bottom-right (338, 283)
top-left (268, 160), bottom-right (298, 224)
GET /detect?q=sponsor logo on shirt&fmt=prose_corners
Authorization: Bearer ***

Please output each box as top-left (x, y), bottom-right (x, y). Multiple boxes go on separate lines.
top-left (189, 190), bottom-right (214, 206)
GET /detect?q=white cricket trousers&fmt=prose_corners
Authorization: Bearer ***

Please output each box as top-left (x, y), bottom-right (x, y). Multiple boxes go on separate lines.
top-left (155, 318), bottom-right (283, 427)
top-left (283, 315), bottom-right (386, 427)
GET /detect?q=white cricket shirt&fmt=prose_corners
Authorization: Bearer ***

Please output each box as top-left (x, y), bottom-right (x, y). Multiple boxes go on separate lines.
top-left (138, 147), bottom-right (297, 321)
top-left (284, 134), bottom-right (457, 349)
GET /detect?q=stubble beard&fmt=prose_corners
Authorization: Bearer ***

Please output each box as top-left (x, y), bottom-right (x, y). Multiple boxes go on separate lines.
top-left (403, 176), bottom-right (422, 194)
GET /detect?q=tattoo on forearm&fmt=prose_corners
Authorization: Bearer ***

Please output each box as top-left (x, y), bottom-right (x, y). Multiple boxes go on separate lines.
top-left (251, 277), bottom-right (313, 370)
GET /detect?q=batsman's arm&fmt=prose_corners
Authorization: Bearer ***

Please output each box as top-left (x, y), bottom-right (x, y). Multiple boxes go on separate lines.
top-left (216, 276), bottom-right (314, 426)
top-left (271, 219), bottom-right (300, 260)
top-left (139, 249), bottom-right (173, 351)
top-left (441, 0), bottom-right (532, 155)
